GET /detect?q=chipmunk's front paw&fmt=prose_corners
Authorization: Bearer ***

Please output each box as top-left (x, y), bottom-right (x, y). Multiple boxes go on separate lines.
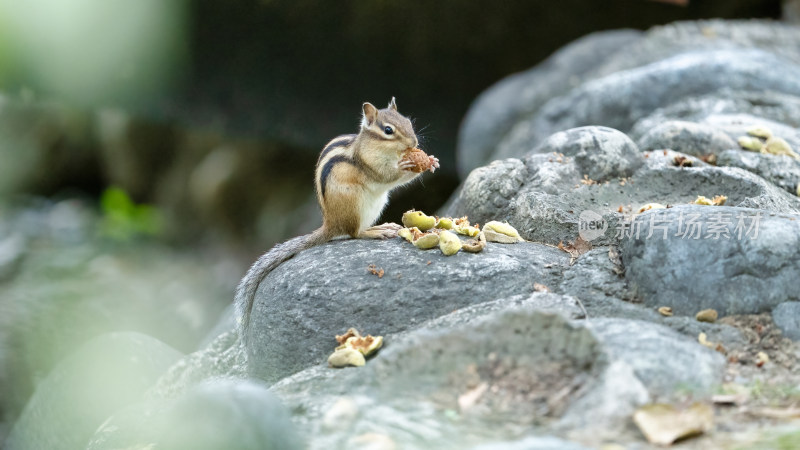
top-left (428, 155), bottom-right (440, 173)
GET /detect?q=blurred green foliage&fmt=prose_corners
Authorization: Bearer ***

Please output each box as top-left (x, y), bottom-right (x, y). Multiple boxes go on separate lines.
top-left (100, 186), bottom-right (162, 240)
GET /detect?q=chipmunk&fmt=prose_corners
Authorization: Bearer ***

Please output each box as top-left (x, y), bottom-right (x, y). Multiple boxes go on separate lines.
top-left (234, 97), bottom-right (439, 339)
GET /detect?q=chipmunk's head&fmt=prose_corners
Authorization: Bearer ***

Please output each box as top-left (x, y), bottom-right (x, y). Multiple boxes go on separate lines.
top-left (360, 97), bottom-right (418, 152)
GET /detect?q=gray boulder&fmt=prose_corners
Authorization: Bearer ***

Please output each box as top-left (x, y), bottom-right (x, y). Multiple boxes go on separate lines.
top-left (270, 306), bottom-right (723, 448)
top-left (496, 49), bottom-right (800, 160)
top-left (637, 120), bottom-right (738, 156)
top-left (630, 90), bottom-right (800, 142)
top-left (623, 205), bottom-right (800, 316)
top-left (4, 332), bottom-right (182, 450)
top-left (530, 126), bottom-right (643, 181)
top-left (772, 302), bottom-right (800, 341)
top-left (718, 149), bottom-right (800, 195)
top-left (448, 126), bottom-right (800, 246)
top-left (245, 238), bottom-right (568, 383)
top-left (459, 20), bottom-right (800, 174)
top-left (457, 30), bottom-right (642, 177)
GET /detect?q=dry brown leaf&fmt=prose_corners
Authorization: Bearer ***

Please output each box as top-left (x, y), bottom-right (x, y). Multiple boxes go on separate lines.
top-left (633, 403), bottom-right (713, 446)
top-left (457, 382), bottom-right (489, 412)
top-left (558, 237), bottom-right (593, 264)
top-left (367, 264), bottom-right (384, 278)
top-left (673, 155), bottom-right (693, 167)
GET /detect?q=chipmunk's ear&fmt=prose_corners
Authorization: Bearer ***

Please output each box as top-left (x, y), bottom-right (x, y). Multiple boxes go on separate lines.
top-left (388, 97), bottom-right (397, 111)
top-left (362, 102), bottom-right (378, 127)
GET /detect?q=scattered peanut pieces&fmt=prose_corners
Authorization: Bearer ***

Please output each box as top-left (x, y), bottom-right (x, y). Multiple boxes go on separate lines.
top-left (483, 221), bottom-right (524, 243)
top-left (336, 328), bottom-right (361, 345)
top-left (747, 126), bottom-right (773, 139)
top-left (462, 232), bottom-right (486, 253)
top-left (692, 195), bottom-right (727, 206)
top-left (637, 203), bottom-right (666, 214)
top-left (402, 210), bottom-right (436, 231)
top-left (533, 283), bottom-right (551, 293)
top-left (439, 229), bottom-right (462, 256)
top-left (329, 328), bottom-right (384, 368)
top-left (738, 136), bottom-right (764, 152)
top-left (695, 308), bottom-right (718, 323)
top-left (658, 306), bottom-right (673, 317)
top-left (756, 351), bottom-right (769, 367)
top-left (762, 136), bottom-right (800, 159)
top-left (328, 348), bottom-right (365, 368)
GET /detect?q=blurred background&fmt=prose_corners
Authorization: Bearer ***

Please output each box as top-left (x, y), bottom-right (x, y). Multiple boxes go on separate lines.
top-left (0, 0), bottom-right (793, 443)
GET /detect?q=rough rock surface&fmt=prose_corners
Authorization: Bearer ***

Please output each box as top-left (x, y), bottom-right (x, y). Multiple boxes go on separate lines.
top-left (245, 239), bottom-right (568, 383)
top-left (269, 307), bottom-right (723, 449)
top-left (637, 120), bottom-right (738, 156)
top-left (447, 125), bottom-right (800, 246)
top-left (771, 302), bottom-right (800, 341)
top-left (456, 30), bottom-right (642, 177)
top-left (623, 205), bottom-right (800, 316)
top-left (718, 149), bottom-right (800, 195)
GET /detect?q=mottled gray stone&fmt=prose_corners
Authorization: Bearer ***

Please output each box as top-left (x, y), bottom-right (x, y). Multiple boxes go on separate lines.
top-left (630, 90), bottom-right (800, 142)
top-left (622, 205), bottom-right (800, 316)
top-left (495, 49), bottom-right (800, 161)
top-left (701, 113), bottom-right (800, 151)
top-left (457, 30), bottom-right (642, 177)
top-left (246, 238), bottom-right (568, 383)
top-left (530, 126), bottom-right (644, 181)
top-left (637, 120), bottom-right (738, 156)
top-left (718, 149), bottom-right (800, 195)
top-left (448, 126), bottom-right (800, 246)
top-left (270, 307), bottom-right (723, 448)
top-left (772, 302), bottom-right (800, 341)
top-left (5, 333), bottom-right (182, 450)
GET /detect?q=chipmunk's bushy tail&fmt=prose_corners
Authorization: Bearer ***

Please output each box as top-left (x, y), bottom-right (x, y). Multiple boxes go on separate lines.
top-left (235, 227), bottom-right (330, 342)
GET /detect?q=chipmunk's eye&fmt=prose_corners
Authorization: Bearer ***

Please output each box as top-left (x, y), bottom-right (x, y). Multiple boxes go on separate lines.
top-left (383, 125), bottom-right (394, 135)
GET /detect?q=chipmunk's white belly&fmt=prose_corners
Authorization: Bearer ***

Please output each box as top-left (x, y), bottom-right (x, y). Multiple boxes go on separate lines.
top-left (359, 188), bottom-right (390, 231)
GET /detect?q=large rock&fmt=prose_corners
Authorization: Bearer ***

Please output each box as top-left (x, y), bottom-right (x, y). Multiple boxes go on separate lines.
top-left (771, 301), bottom-right (800, 341)
top-left (530, 126), bottom-right (643, 181)
top-left (458, 20), bottom-right (800, 175)
top-left (4, 332), bottom-right (182, 450)
top-left (718, 149), bottom-right (800, 195)
top-left (456, 30), bottom-right (642, 177)
top-left (245, 238), bottom-right (568, 383)
top-left (496, 49), bottom-right (800, 160)
top-left (447, 126), bottom-right (800, 246)
top-left (271, 305), bottom-right (724, 448)
top-left (637, 120), bottom-right (738, 156)
top-left (628, 90), bottom-right (800, 149)
top-left (622, 205), bottom-right (800, 316)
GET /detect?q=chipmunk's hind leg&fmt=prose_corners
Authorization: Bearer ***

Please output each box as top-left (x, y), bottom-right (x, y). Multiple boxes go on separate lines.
top-left (360, 222), bottom-right (402, 239)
